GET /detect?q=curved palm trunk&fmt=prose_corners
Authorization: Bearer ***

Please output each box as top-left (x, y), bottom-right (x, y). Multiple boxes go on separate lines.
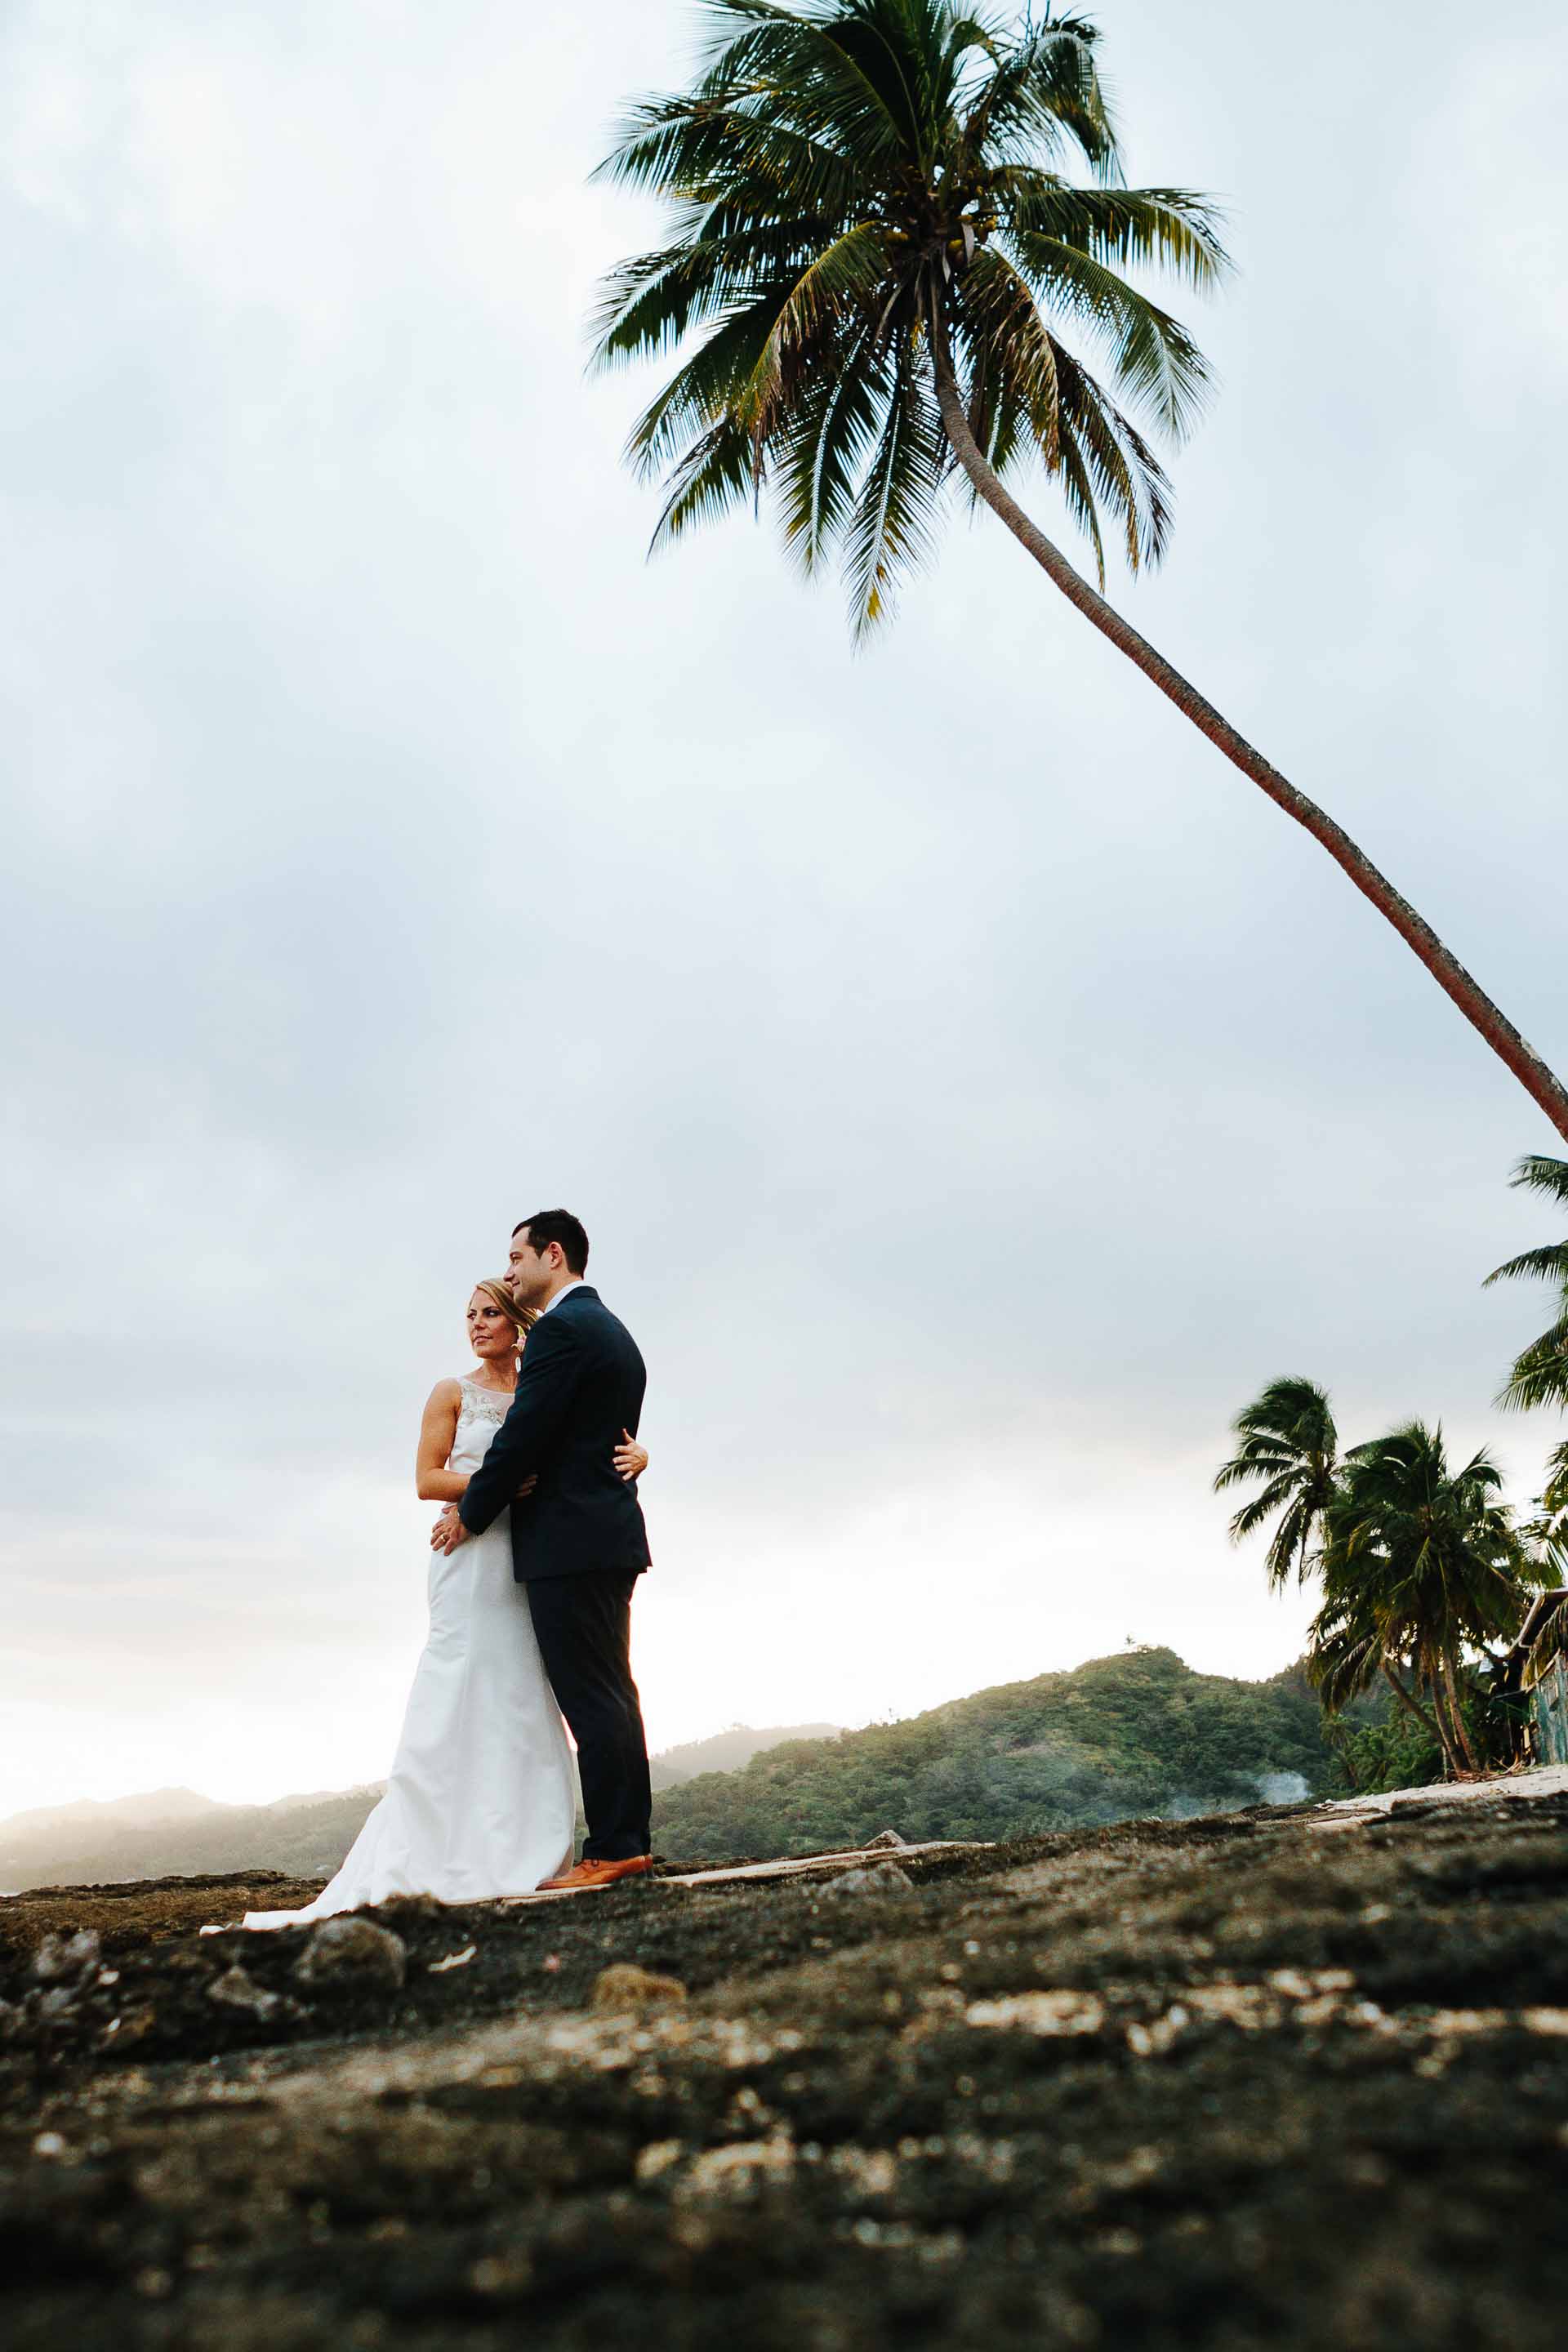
top-left (1379, 1659), bottom-right (1449, 1758)
top-left (1441, 1650), bottom-right (1481, 1775)
top-left (1324, 1713), bottom-right (1360, 1791)
top-left (926, 304), bottom-right (1568, 1146)
top-left (1423, 1666), bottom-right (1464, 1780)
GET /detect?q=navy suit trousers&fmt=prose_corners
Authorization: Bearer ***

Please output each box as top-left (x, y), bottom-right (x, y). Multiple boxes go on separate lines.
top-left (524, 1570), bottom-right (652, 1862)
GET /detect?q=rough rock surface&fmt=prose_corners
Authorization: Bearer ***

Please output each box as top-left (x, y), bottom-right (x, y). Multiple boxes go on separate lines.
top-left (821, 1861), bottom-right (916, 1900)
top-left (3, 1799), bottom-right (1568, 2349)
top-left (292, 1917), bottom-right (408, 1994)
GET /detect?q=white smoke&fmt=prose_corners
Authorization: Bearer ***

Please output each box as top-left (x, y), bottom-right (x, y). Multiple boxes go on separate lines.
top-left (1161, 1771), bottom-right (1312, 1821)
top-left (1254, 1771), bottom-right (1310, 1806)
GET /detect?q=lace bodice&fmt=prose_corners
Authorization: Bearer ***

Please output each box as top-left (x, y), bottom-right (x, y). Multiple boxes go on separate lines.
top-left (449, 1377), bottom-right (512, 1475)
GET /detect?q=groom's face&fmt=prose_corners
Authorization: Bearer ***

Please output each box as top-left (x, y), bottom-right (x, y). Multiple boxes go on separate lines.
top-left (507, 1230), bottom-right (555, 1310)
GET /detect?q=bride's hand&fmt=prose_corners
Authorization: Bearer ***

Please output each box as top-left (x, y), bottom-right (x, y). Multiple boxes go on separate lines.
top-left (613, 1430), bottom-right (648, 1483)
top-left (515, 1474), bottom-right (538, 1498)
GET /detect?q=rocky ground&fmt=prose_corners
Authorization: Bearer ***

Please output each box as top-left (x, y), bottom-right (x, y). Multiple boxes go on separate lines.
top-left (4, 1792), bottom-right (1568, 2350)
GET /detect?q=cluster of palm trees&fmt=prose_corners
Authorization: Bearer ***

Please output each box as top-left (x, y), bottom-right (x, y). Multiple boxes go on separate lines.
top-left (1216, 1158), bottom-right (1568, 1779)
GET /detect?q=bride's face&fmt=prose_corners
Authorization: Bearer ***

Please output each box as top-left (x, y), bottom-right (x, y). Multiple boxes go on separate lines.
top-left (466, 1293), bottom-right (519, 1364)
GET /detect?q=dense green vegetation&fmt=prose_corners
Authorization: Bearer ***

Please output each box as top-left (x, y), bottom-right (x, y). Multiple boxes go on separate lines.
top-left (1217, 1385), bottom-right (1545, 1780)
top-left (650, 1647), bottom-right (1328, 1864)
top-left (1218, 1394), bottom-right (1562, 1790)
top-left (1486, 1155), bottom-right (1568, 1414)
top-left (1215, 1162), bottom-right (1568, 1798)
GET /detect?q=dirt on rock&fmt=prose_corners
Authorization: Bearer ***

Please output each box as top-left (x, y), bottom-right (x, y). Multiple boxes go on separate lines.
top-left (3, 1799), bottom-right (1568, 2350)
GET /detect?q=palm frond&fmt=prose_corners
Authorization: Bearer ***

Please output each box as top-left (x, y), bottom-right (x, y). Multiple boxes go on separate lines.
top-left (777, 316), bottom-right (888, 572)
top-left (1303, 1583), bottom-right (1383, 1711)
top-left (1508, 1154), bottom-right (1568, 1208)
top-left (1221, 1473), bottom-right (1303, 1530)
top-left (993, 175), bottom-right (1231, 290)
top-left (624, 294), bottom-right (798, 480)
top-left (1483, 1242), bottom-right (1568, 1290)
top-left (1006, 229), bottom-right (1215, 439)
top-left (1543, 1441), bottom-right (1568, 1516)
top-left (591, 97), bottom-right (862, 220)
top-left (648, 416), bottom-right (756, 553)
top-left (959, 16), bottom-right (1118, 179)
top-left (1050, 334), bottom-right (1174, 571)
top-left (1496, 1312), bottom-right (1568, 1414)
top-left (954, 244), bottom-right (1062, 463)
top-left (1046, 418), bottom-right (1108, 583)
top-left (589, 243), bottom-right (733, 372)
top-left (690, 2), bottom-right (914, 166)
top-left (843, 336), bottom-right (945, 636)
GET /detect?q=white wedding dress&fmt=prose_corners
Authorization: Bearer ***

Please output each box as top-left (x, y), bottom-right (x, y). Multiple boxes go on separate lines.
top-left (242, 1379), bottom-right (577, 1927)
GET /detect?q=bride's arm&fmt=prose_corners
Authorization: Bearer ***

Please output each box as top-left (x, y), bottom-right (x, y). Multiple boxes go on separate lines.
top-left (613, 1429), bottom-right (648, 1482)
top-left (416, 1381), bottom-right (469, 1503)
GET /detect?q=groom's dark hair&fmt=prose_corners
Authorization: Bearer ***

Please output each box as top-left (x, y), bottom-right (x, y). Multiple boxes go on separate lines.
top-left (513, 1209), bottom-right (589, 1276)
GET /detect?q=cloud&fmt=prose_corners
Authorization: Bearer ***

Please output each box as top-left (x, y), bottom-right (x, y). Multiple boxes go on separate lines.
top-left (2, 0), bottom-right (1564, 1813)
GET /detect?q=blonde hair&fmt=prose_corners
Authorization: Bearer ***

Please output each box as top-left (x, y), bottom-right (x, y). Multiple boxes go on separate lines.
top-left (469, 1279), bottom-right (537, 1356)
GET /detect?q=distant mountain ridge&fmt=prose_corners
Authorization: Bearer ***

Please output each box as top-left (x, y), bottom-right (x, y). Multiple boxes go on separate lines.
top-left (0, 1787), bottom-right (223, 1838)
top-left (0, 1722), bottom-right (840, 1893)
top-left (648, 1724), bottom-right (840, 1792)
top-left (0, 1785), bottom-right (390, 1894)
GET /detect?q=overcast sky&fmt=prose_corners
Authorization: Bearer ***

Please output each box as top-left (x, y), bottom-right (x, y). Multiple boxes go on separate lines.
top-left (2, 1), bottom-right (1564, 1816)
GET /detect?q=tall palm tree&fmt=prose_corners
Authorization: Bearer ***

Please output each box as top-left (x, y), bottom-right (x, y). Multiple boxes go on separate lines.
top-left (1303, 1574), bottom-right (1448, 1762)
top-left (1315, 1421), bottom-right (1541, 1774)
top-left (1484, 1156), bottom-right (1568, 1412)
top-left (590, 0), bottom-right (1568, 1141)
top-left (1521, 1438), bottom-right (1568, 1582)
top-left (1214, 1377), bottom-right (1339, 1590)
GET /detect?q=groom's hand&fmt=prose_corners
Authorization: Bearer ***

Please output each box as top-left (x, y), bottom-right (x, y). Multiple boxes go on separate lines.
top-left (430, 1505), bottom-right (470, 1554)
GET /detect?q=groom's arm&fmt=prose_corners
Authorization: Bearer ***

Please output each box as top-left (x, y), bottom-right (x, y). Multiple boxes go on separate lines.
top-left (457, 1314), bottom-right (585, 1536)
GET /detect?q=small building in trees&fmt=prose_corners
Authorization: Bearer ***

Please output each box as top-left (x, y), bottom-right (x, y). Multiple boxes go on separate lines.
top-left (1510, 1592), bottom-right (1568, 1766)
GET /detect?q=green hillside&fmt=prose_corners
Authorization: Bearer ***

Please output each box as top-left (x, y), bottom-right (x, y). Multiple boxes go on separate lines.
top-left (650, 1647), bottom-right (1330, 1864)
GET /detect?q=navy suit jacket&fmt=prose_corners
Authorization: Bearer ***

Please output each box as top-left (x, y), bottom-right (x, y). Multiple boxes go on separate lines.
top-left (457, 1285), bottom-right (650, 1583)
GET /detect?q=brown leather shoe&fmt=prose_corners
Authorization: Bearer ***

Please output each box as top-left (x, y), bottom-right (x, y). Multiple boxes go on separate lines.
top-left (536, 1855), bottom-right (655, 1894)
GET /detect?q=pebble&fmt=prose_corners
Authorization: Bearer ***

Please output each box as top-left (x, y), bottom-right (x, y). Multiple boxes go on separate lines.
top-left (964, 1990), bottom-right (1107, 2038)
top-left (820, 1863), bottom-right (915, 1900)
top-left (863, 1829), bottom-right (909, 1851)
top-left (376, 1892), bottom-right (448, 1924)
top-left (205, 1966), bottom-right (282, 2021)
top-left (677, 2135), bottom-right (795, 2200)
top-left (30, 1931), bottom-right (101, 1985)
top-left (592, 1963), bottom-right (688, 2013)
top-left (292, 1918), bottom-right (408, 1993)
top-left (428, 1944), bottom-right (477, 1974)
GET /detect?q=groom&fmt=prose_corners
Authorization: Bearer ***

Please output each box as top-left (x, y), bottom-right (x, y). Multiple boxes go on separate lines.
top-left (431, 1209), bottom-right (653, 1891)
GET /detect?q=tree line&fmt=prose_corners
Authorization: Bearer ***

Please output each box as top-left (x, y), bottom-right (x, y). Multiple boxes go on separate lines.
top-left (1215, 1158), bottom-right (1568, 1788)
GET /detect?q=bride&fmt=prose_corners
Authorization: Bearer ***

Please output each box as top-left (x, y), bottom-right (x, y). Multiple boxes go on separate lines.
top-left (243, 1280), bottom-right (648, 1926)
